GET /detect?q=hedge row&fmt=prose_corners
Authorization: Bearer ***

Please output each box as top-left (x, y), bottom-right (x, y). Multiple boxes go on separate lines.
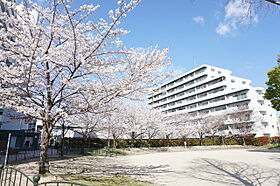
top-left (63, 136), bottom-right (280, 149)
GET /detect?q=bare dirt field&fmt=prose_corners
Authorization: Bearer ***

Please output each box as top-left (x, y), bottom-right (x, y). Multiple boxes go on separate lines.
top-left (118, 148), bottom-right (280, 186)
top-left (11, 147), bottom-right (280, 186)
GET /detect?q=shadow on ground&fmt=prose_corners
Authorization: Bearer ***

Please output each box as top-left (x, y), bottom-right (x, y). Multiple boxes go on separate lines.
top-left (247, 148), bottom-right (280, 153)
top-left (184, 158), bottom-right (280, 186)
top-left (52, 156), bottom-right (172, 176)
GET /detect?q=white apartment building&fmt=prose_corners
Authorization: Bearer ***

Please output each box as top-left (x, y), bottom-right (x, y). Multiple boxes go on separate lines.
top-left (148, 65), bottom-right (279, 137)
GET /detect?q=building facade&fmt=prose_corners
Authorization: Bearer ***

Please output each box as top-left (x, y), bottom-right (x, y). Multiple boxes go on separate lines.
top-left (148, 65), bottom-right (279, 137)
top-left (0, 108), bottom-right (39, 150)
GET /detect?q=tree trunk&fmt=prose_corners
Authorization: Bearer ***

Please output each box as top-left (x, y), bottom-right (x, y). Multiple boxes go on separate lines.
top-left (113, 138), bottom-right (116, 148)
top-left (112, 134), bottom-right (116, 148)
top-left (166, 135), bottom-right (169, 147)
top-left (39, 123), bottom-right (51, 174)
top-left (40, 61), bottom-right (53, 174)
top-left (107, 138), bottom-right (111, 148)
top-left (199, 132), bottom-right (203, 146)
top-left (131, 131), bottom-right (135, 148)
top-left (221, 136), bottom-right (225, 145)
top-left (242, 137), bottom-right (246, 146)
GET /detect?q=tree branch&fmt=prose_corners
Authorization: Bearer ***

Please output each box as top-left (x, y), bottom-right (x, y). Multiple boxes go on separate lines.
top-left (265, 0), bottom-right (280, 6)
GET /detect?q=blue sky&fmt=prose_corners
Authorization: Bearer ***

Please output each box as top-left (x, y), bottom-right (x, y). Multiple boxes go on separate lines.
top-left (70, 0), bottom-right (280, 87)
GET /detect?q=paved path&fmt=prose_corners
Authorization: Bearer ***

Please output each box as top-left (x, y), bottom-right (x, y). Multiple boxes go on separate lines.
top-left (117, 148), bottom-right (280, 186)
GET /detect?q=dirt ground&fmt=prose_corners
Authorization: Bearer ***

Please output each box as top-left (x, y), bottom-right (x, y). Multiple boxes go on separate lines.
top-left (10, 146), bottom-right (280, 185)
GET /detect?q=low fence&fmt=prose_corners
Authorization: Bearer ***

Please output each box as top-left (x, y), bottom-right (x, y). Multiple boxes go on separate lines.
top-left (0, 147), bottom-right (116, 166)
top-left (0, 163), bottom-right (89, 186)
top-left (0, 148), bottom-right (59, 165)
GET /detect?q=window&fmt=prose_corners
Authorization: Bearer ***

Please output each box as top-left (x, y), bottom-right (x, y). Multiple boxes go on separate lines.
top-left (210, 96), bottom-right (225, 103)
top-left (178, 106), bottom-right (185, 111)
top-left (196, 84), bottom-right (206, 90)
top-left (260, 111), bottom-right (267, 116)
top-left (199, 109), bottom-right (209, 114)
top-left (218, 71), bottom-right (221, 74)
top-left (211, 106), bottom-right (226, 112)
top-left (167, 89), bottom-right (174, 93)
top-left (231, 79), bottom-right (235, 83)
top-left (258, 100), bottom-right (264, 105)
top-left (198, 101), bottom-right (208, 107)
top-left (211, 68), bottom-right (215, 71)
top-left (169, 95), bottom-right (175, 100)
top-left (237, 93), bottom-right (247, 100)
top-left (177, 92), bottom-right (184, 97)
top-left (187, 104), bottom-right (197, 109)
top-left (0, 109), bottom-right (3, 115)
top-left (186, 96), bottom-right (196, 101)
top-left (242, 81), bottom-right (246, 84)
top-left (168, 102), bottom-right (175, 107)
top-left (262, 122), bottom-right (268, 128)
top-left (195, 67), bottom-right (206, 74)
top-left (177, 85), bottom-right (184, 90)
top-left (256, 90), bottom-right (264, 95)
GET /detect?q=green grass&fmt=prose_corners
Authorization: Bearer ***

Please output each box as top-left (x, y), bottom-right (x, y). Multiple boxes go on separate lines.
top-left (266, 144), bottom-right (280, 149)
top-left (100, 148), bottom-right (128, 155)
top-left (60, 174), bottom-right (154, 186)
top-left (85, 148), bottom-right (128, 156)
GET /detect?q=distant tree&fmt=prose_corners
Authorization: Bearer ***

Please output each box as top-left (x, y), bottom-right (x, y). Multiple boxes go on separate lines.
top-left (265, 55), bottom-right (280, 111)
top-left (206, 113), bottom-right (228, 144)
top-left (162, 113), bottom-right (195, 138)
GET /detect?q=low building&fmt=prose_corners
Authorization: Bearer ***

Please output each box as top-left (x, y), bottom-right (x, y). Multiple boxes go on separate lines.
top-left (148, 64), bottom-right (279, 137)
top-left (0, 108), bottom-right (39, 150)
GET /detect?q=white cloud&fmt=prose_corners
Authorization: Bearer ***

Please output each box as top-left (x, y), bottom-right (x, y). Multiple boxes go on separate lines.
top-left (215, 0), bottom-right (258, 35)
top-left (193, 16), bottom-right (205, 24)
top-left (216, 23), bottom-right (230, 35)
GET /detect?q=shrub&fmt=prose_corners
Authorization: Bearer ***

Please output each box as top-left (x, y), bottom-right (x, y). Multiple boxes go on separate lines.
top-left (243, 136), bottom-right (269, 146)
top-left (270, 136), bottom-right (280, 145)
top-left (224, 137), bottom-right (240, 145)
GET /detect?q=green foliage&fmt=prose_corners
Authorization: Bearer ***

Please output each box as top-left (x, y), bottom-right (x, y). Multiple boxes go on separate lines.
top-left (224, 137), bottom-right (241, 145)
top-left (101, 148), bottom-right (128, 155)
top-left (265, 55), bottom-right (280, 111)
top-left (243, 137), bottom-right (270, 146)
top-left (65, 136), bottom-right (276, 150)
top-left (269, 136), bottom-right (280, 144)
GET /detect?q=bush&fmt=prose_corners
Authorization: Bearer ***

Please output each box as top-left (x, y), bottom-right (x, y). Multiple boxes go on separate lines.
top-left (64, 136), bottom-right (276, 149)
top-left (243, 136), bottom-right (269, 146)
top-left (224, 137), bottom-right (240, 145)
top-left (270, 136), bottom-right (280, 145)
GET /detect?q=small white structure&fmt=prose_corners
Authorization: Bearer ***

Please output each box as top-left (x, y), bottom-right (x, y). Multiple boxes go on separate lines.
top-left (148, 64), bottom-right (279, 137)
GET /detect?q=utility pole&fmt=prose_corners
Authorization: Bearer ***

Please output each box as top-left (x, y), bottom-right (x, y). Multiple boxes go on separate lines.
top-left (4, 133), bottom-right (11, 166)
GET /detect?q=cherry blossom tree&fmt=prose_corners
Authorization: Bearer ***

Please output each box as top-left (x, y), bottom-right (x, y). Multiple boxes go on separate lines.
top-left (100, 101), bottom-right (127, 148)
top-left (122, 104), bottom-right (150, 147)
top-left (66, 110), bottom-right (108, 153)
top-left (0, 0), bottom-right (170, 173)
top-left (163, 113), bottom-right (196, 139)
top-left (225, 106), bottom-right (260, 145)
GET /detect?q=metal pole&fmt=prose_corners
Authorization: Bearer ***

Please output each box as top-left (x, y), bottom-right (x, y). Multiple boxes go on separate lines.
top-left (4, 133), bottom-right (11, 166)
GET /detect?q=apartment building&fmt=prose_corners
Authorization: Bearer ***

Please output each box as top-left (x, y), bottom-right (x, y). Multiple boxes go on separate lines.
top-left (148, 65), bottom-right (279, 137)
